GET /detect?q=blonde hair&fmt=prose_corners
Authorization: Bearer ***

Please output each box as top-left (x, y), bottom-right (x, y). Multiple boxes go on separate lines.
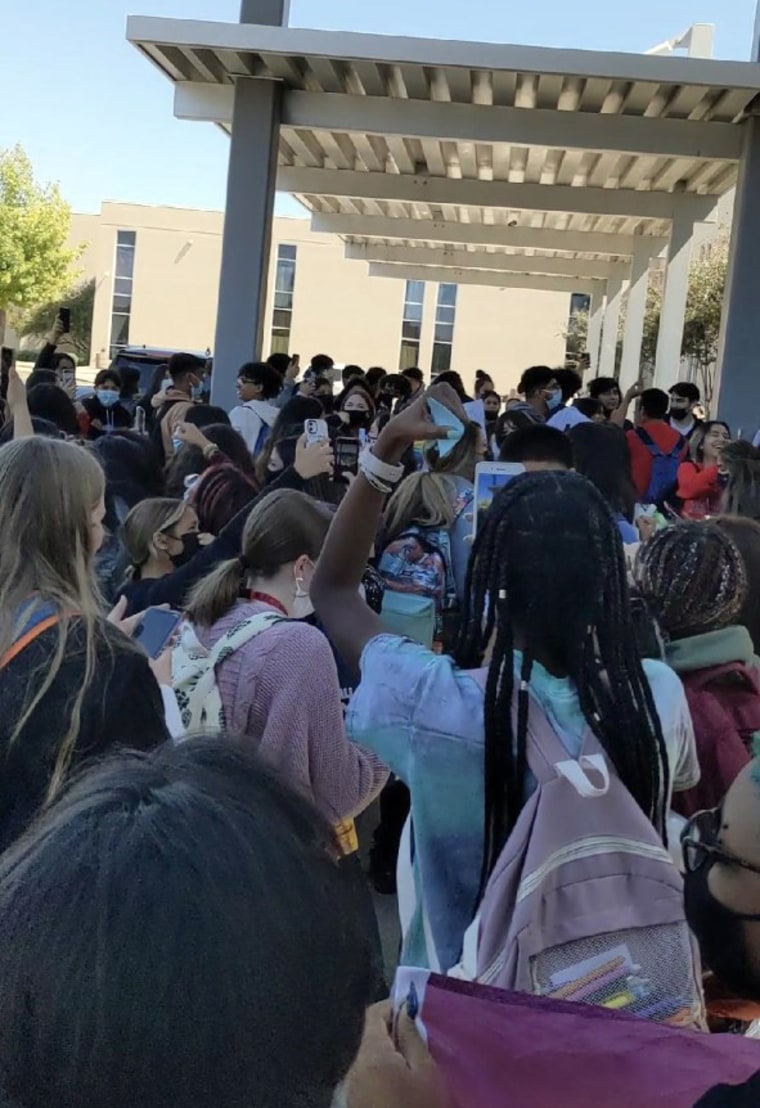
top-left (122, 498), bottom-right (186, 579)
top-left (383, 473), bottom-right (455, 542)
top-left (186, 489), bottom-right (332, 627)
top-left (426, 421), bottom-right (481, 481)
top-left (0, 438), bottom-right (106, 797)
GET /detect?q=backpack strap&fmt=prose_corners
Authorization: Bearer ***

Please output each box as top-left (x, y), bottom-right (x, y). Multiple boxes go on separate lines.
top-left (635, 427), bottom-right (656, 452)
top-left (0, 607), bottom-right (61, 670)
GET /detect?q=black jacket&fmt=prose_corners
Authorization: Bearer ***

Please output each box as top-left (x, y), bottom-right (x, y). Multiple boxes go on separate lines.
top-left (0, 618), bottom-right (168, 852)
top-left (121, 465), bottom-right (309, 615)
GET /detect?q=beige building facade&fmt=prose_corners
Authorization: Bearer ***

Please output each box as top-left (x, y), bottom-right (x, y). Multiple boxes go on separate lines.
top-left (70, 201), bottom-right (575, 394)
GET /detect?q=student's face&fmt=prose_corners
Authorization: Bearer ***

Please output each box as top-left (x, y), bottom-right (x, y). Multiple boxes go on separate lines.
top-left (237, 377), bottom-right (262, 402)
top-left (343, 393), bottom-right (370, 414)
top-left (683, 763), bottom-right (760, 999)
top-left (703, 424), bottom-right (730, 458)
top-left (598, 387), bottom-right (621, 413)
top-left (669, 394), bottom-right (692, 418)
top-left (89, 497), bottom-right (106, 555)
top-left (484, 396), bottom-right (501, 417)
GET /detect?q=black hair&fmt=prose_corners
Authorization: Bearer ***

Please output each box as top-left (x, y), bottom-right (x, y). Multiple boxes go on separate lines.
top-left (138, 363), bottom-right (170, 427)
top-left (639, 388), bottom-right (670, 421)
top-left (92, 430), bottom-right (165, 532)
top-left (588, 377), bottom-right (620, 400)
top-left (402, 367), bottom-right (424, 384)
top-left (0, 738), bottom-right (371, 1108)
top-left (455, 471), bottom-right (670, 891)
top-left (0, 417), bottom-right (65, 444)
top-left (573, 397), bottom-right (604, 420)
top-left (569, 421), bottom-right (637, 522)
top-left (433, 371), bottom-right (471, 402)
top-left (237, 361), bottom-right (283, 401)
top-left (183, 404), bottom-right (231, 430)
top-left (166, 424), bottom-right (258, 498)
top-left (24, 369), bottom-right (58, 391)
top-left (94, 369), bottom-right (121, 390)
top-left (267, 352), bottom-right (291, 375)
top-left (364, 366), bottom-right (388, 393)
top-left (378, 373), bottom-right (412, 402)
top-left (311, 354), bottom-right (335, 374)
top-left (499, 424), bottom-right (572, 469)
top-left (341, 364), bottom-right (364, 385)
top-left (553, 367), bottom-right (583, 403)
top-left (118, 366), bottom-right (141, 401)
top-left (517, 365), bottom-right (555, 398)
top-left (669, 381), bottom-right (700, 403)
top-left (26, 384), bottom-right (79, 437)
top-left (168, 352), bottom-right (205, 382)
top-left (254, 395), bottom-right (324, 484)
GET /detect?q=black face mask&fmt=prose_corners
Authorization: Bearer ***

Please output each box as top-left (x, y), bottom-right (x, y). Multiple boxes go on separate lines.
top-left (684, 863), bottom-right (760, 1000)
top-left (169, 532), bottom-right (201, 568)
top-left (346, 409), bottom-right (371, 429)
top-left (668, 407), bottom-right (691, 422)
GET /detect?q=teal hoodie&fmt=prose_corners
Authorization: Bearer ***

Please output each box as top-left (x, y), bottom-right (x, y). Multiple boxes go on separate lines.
top-left (665, 626), bottom-right (758, 675)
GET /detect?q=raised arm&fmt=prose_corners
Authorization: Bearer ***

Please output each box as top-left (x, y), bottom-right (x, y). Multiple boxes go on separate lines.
top-left (311, 387), bottom-right (454, 672)
top-left (610, 381), bottom-right (643, 428)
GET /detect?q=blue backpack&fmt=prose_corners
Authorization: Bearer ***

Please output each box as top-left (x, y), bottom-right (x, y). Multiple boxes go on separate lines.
top-left (635, 428), bottom-right (685, 506)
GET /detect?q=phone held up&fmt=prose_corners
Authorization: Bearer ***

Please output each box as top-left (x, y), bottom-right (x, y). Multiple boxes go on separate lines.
top-left (134, 608), bottom-right (182, 660)
top-left (59, 306), bottom-right (71, 333)
top-left (335, 437), bottom-right (360, 476)
top-left (304, 418), bottom-right (329, 446)
top-left (0, 347), bottom-right (15, 401)
top-left (473, 462), bottom-right (525, 537)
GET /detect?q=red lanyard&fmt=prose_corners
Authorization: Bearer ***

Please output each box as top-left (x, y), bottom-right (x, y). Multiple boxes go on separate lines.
top-left (249, 591), bottom-right (288, 617)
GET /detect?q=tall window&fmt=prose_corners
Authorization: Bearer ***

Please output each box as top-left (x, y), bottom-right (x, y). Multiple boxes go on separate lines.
top-left (271, 244), bottom-right (297, 354)
top-left (431, 283), bottom-right (458, 375)
top-left (109, 230), bottom-right (136, 357)
top-left (399, 280), bottom-right (425, 369)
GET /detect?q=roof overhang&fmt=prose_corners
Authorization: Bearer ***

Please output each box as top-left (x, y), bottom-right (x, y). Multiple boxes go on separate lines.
top-left (128, 16), bottom-right (757, 283)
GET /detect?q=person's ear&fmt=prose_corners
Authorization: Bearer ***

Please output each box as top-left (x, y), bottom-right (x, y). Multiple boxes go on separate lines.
top-left (293, 553), bottom-right (312, 581)
top-left (152, 531), bottom-right (170, 556)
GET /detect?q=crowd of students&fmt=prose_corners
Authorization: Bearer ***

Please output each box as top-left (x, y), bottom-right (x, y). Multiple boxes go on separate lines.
top-left (3, 324), bottom-right (760, 1105)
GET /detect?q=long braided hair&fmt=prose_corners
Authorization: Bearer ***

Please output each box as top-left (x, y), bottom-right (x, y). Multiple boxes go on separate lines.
top-left (454, 471), bottom-right (670, 893)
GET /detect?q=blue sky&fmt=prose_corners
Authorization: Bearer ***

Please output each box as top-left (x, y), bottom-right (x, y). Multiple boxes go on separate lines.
top-left (1, 0), bottom-right (757, 216)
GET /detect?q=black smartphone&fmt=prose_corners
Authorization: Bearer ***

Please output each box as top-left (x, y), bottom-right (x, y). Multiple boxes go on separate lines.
top-left (59, 306), bottom-right (71, 332)
top-left (0, 347), bottom-right (15, 400)
top-left (134, 608), bottom-right (182, 659)
top-left (335, 437), bottom-right (360, 476)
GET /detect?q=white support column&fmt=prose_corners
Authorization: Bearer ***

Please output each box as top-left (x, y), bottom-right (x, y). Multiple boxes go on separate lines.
top-left (598, 274), bottom-right (624, 379)
top-left (619, 239), bottom-right (653, 393)
top-left (654, 203), bottom-right (694, 391)
top-left (585, 284), bottom-right (605, 381)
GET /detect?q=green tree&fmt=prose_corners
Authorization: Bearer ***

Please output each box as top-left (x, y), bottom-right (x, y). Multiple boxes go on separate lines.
top-left (0, 145), bottom-right (80, 341)
top-left (19, 278), bottom-right (95, 364)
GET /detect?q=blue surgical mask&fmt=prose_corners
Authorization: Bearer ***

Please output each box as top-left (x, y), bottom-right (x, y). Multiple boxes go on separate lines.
top-left (96, 388), bottom-right (120, 409)
top-left (172, 438), bottom-right (184, 453)
top-left (546, 388), bottom-right (563, 412)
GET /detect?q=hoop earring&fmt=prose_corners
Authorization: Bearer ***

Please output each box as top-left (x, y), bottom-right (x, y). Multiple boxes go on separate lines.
top-left (294, 576), bottom-right (308, 599)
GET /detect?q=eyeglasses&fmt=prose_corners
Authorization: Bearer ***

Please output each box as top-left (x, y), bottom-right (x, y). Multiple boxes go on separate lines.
top-left (681, 807), bottom-right (760, 877)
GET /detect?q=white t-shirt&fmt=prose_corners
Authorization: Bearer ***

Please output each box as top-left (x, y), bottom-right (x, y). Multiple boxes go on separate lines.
top-left (548, 406), bottom-right (590, 431)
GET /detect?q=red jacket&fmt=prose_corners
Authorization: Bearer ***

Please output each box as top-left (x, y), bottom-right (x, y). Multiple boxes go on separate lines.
top-left (677, 461), bottom-right (724, 520)
top-left (672, 661), bottom-right (760, 818)
top-left (626, 420), bottom-right (687, 500)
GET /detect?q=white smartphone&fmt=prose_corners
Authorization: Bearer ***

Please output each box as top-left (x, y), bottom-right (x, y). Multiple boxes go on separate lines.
top-left (304, 418), bottom-right (329, 445)
top-left (473, 462), bottom-right (525, 536)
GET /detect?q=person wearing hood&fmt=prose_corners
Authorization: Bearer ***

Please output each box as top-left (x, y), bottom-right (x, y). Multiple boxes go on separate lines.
top-left (637, 522), bottom-right (760, 818)
top-left (230, 362), bottom-right (283, 458)
top-left (151, 353), bottom-right (205, 462)
top-left (81, 370), bottom-right (132, 438)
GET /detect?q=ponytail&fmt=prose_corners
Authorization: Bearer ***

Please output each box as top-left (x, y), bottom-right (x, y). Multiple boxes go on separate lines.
top-left (186, 557), bottom-right (245, 627)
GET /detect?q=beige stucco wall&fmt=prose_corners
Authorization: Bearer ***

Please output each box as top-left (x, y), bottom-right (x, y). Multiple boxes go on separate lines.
top-left (81, 201), bottom-right (573, 389)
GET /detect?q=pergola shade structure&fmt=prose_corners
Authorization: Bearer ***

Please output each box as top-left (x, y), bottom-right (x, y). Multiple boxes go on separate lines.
top-left (128, 16), bottom-right (760, 418)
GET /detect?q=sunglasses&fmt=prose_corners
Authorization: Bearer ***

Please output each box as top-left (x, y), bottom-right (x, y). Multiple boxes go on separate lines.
top-left (681, 807), bottom-right (760, 878)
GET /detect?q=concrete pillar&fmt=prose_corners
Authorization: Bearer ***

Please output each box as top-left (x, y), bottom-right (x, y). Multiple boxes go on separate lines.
top-left (619, 240), bottom-right (653, 393)
top-left (715, 113), bottom-right (760, 437)
top-left (598, 273), bottom-right (624, 379)
top-left (584, 283), bottom-right (605, 382)
top-left (653, 204), bottom-right (694, 391)
top-left (211, 0), bottom-right (289, 410)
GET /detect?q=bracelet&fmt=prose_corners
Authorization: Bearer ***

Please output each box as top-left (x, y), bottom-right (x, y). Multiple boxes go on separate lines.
top-left (360, 448), bottom-right (404, 486)
top-left (359, 467), bottom-right (394, 495)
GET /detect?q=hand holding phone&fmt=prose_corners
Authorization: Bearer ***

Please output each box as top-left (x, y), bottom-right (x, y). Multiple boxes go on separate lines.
top-left (335, 436), bottom-right (360, 477)
top-left (473, 462), bottom-right (525, 536)
top-left (59, 306), bottom-right (71, 333)
top-left (134, 608), bottom-right (182, 660)
top-left (305, 418), bottom-right (328, 445)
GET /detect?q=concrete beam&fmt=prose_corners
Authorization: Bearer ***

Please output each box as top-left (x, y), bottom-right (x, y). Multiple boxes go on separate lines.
top-left (367, 262), bottom-right (598, 295)
top-left (279, 166), bottom-right (718, 221)
top-left (311, 212), bottom-right (668, 257)
top-left (346, 242), bottom-right (627, 279)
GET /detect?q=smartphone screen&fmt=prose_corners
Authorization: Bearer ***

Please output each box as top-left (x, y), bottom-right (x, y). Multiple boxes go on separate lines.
top-left (335, 437), bottom-right (360, 475)
top-left (474, 463), bottom-right (525, 535)
top-left (134, 608), bottom-right (182, 659)
top-left (59, 307), bottom-right (71, 332)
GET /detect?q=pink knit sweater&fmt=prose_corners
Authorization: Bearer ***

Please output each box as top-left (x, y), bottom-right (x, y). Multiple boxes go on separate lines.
top-left (197, 599), bottom-right (388, 822)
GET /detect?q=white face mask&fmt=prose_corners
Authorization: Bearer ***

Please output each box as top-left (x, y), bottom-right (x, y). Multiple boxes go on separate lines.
top-left (293, 561), bottom-right (315, 620)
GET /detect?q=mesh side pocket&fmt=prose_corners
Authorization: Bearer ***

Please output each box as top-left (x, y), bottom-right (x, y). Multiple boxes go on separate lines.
top-left (530, 923), bottom-right (699, 1026)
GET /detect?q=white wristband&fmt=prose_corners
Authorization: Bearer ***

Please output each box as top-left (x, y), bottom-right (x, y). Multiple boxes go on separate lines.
top-left (360, 448), bottom-right (404, 486)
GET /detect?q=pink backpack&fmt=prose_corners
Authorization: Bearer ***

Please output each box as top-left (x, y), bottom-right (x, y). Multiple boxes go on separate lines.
top-left (461, 692), bottom-right (704, 1028)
